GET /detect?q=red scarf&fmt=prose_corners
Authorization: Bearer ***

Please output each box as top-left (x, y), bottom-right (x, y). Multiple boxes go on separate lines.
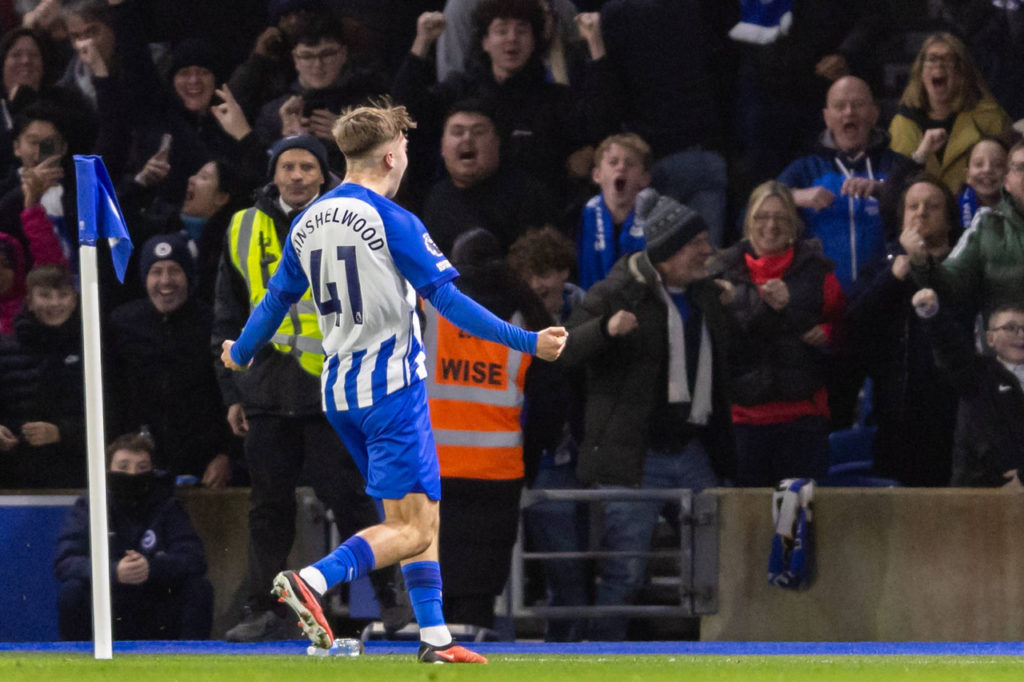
top-left (744, 246), bottom-right (794, 285)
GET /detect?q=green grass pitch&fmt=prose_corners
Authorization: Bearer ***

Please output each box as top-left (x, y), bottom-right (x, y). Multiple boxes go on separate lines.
top-left (4, 654), bottom-right (1024, 681)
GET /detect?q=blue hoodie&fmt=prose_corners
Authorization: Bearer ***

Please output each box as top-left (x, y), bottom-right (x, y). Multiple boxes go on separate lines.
top-left (778, 128), bottom-right (900, 291)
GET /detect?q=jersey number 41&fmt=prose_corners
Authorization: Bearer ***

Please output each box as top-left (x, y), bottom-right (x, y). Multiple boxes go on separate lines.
top-left (310, 247), bottom-right (363, 326)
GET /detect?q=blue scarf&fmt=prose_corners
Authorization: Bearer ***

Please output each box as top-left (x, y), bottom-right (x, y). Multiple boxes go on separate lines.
top-left (179, 214), bottom-right (208, 243)
top-left (577, 195), bottom-right (645, 290)
top-left (768, 477), bottom-right (814, 589)
top-left (729, 0), bottom-right (794, 45)
top-left (958, 186), bottom-right (980, 229)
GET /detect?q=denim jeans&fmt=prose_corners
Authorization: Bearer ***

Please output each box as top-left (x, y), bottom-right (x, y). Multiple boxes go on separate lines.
top-left (525, 463), bottom-right (590, 641)
top-left (588, 440), bottom-right (718, 640)
top-left (651, 147), bottom-right (728, 247)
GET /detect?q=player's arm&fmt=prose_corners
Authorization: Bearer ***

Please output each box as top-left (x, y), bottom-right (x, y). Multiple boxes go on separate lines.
top-left (388, 208), bottom-right (566, 360)
top-left (222, 239), bottom-right (308, 370)
top-left (425, 280), bottom-right (566, 361)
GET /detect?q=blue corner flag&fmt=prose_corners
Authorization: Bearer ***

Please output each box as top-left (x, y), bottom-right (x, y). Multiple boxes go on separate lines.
top-left (74, 155), bottom-right (132, 283)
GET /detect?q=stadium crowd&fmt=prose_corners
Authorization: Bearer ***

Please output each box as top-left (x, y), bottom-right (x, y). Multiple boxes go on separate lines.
top-left (1, 0), bottom-right (1024, 642)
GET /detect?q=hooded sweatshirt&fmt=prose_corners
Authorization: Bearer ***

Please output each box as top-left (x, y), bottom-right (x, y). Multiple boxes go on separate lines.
top-left (778, 127), bottom-right (900, 291)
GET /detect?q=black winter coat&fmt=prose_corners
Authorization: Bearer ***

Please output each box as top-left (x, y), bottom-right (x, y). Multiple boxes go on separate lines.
top-left (392, 52), bottom-right (598, 203)
top-left (0, 310), bottom-right (85, 488)
top-left (255, 67), bottom-right (389, 176)
top-left (54, 471), bottom-right (207, 587)
top-left (919, 304), bottom-right (1024, 487)
top-left (107, 296), bottom-right (230, 478)
top-left (845, 246), bottom-right (962, 486)
top-left (559, 251), bottom-right (735, 487)
top-left (713, 240), bottom-right (832, 406)
top-left (951, 358), bottom-right (1024, 487)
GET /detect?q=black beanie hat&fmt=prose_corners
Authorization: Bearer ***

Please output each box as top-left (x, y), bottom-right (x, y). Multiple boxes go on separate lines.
top-left (267, 134), bottom-right (330, 183)
top-left (138, 233), bottom-right (196, 284)
top-left (637, 188), bottom-right (708, 264)
top-left (170, 38), bottom-right (221, 80)
top-left (268, 0), bottom-right (325, 22)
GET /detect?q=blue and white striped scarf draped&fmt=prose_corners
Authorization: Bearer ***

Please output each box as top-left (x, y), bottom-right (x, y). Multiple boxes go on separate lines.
top-left (768, 477), bottom-right (814, 589)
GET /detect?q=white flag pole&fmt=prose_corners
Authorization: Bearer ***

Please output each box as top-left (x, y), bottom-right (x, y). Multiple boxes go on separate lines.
top-left (79, 243), bottom-right (113, 660)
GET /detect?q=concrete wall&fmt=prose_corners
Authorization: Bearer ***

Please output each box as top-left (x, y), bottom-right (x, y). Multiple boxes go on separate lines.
top-left (182, 487), bottom-right (329, 639)
top-left (702, 488), bottom-right (1024, 641)
top-left (0, 488), bottom-right (330, 641)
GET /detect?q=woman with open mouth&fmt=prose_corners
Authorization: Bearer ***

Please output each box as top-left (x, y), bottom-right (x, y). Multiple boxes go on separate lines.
top-left (888, 32), bottom-right (1011, 195)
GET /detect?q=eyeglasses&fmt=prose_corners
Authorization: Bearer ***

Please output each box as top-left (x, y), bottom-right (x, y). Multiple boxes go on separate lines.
top-left (293, 48), bottom-right (342, 64)
top-left (1008, 163), bottom-right (1024, 174)
top-left (752, 212), bottom-right (791, 224)
top-left (991, 323), bottom-right (1024, 335)
top-left (923, 54), bottom-right (957, 67)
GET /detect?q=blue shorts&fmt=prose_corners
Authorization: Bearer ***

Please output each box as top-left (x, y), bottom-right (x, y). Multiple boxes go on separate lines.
top-left (325, 380), bottom-right (441, 501)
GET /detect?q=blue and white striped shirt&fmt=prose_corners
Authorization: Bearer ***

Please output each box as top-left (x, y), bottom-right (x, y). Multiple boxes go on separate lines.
top-left (231, 183), bottom-right (457, 410)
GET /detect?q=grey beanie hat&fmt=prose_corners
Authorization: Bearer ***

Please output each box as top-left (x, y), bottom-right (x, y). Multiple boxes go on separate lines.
top-left (636, 188), bottom-right (708, 264)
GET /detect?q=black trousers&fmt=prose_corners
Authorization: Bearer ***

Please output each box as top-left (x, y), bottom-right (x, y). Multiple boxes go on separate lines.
top-left (243, 414), bottom-right (385, 611)
top-left (58, 575), bottom-right (213, 640)
top-left (439, 477), bottom-right (523, 629)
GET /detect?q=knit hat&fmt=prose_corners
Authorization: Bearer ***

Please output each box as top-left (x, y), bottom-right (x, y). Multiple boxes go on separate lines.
top-left (268, 0), bottom-right (325, 22)
top-left (636, 188), bottom-right (708, 264)
top-left (267, 134), bottom-right (330, 183)
top-left (169, 38), bottom-right (221, 80)
top-left (138, 233), bottom-right (196, 283)
top-left (451, 228), bottom-right (501, 268)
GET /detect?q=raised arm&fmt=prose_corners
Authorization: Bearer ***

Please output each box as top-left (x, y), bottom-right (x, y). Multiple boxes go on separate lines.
top-left (426, 279), bottom-right (566, 360)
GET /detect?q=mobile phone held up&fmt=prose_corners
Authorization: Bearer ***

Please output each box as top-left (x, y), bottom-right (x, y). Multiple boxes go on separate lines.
top-left (302, 94), bottom-right (328, 118)
top-left (37, 136), bottom-right (60, 164)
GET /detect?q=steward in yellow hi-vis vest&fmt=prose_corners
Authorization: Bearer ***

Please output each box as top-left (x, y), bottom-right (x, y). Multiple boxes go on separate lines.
top-left (227, 206), bottom-right (323, 376)
top-left (422, 303), bottom-right (531, 480)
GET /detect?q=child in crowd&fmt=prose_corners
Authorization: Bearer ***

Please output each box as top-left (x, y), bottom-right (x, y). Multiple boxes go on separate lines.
top-left (959, 138), bottom-right (1009, 228)
top-left (576, 133), bottom-right (651, 289)
top-left (913, 289), bottom-right (1024, 487)
top-left (0, 265), bottom-right (85, 488)
top-left (54, 430), bottom-right (213, 640)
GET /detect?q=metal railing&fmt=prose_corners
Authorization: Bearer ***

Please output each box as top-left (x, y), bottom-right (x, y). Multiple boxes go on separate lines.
top-left (500, 488), bottom-right (719, 621)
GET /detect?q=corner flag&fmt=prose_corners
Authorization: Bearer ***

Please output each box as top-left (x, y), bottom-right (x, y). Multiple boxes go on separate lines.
top-left (73, 154), bottom-right (129, 660)
top-left (74, 155), bottom-right (132, 282)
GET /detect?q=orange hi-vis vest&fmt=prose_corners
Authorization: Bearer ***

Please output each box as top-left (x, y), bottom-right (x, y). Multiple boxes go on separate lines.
top-left (422, 302), bottom-right (531, 481)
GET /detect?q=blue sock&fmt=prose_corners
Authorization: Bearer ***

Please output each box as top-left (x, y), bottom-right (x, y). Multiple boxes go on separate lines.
top-left (313, 535), bottom-right (375, 588)
top-left (401, 561), bottom-right (446, 629)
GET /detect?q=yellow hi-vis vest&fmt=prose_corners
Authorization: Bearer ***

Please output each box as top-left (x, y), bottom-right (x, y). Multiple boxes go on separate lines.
top-left (228, 206), bottom-right (323, 376)
top-left (423, 302), bottom-right (530, 480)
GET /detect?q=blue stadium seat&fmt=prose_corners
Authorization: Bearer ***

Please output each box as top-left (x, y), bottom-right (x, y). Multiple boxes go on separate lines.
top-left (821, 379), bottom-right (899, 487)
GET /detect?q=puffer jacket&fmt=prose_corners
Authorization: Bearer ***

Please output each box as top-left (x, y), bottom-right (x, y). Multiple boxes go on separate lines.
top-left (913, 191), bottom-right (1024, 323)
top-left (0, 309), bottom-right (85, 488)
top-left (54, 470), bottom-right (207, 587)
top-left (712, 239), bottom-right (836, 407)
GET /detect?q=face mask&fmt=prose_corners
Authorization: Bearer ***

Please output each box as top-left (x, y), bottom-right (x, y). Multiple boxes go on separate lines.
top-left (107, 471), bottom-right (156, 506)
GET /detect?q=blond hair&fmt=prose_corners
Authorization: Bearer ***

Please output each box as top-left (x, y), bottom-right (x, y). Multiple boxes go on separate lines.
top-left (742, 181), bottom-right (802, 244)
top-left (899, 33), bottom-right (990, 114)
top-left (332, 98), bottom-right (417, 164)
top-left (593, 132), bottom-right (652, 171)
